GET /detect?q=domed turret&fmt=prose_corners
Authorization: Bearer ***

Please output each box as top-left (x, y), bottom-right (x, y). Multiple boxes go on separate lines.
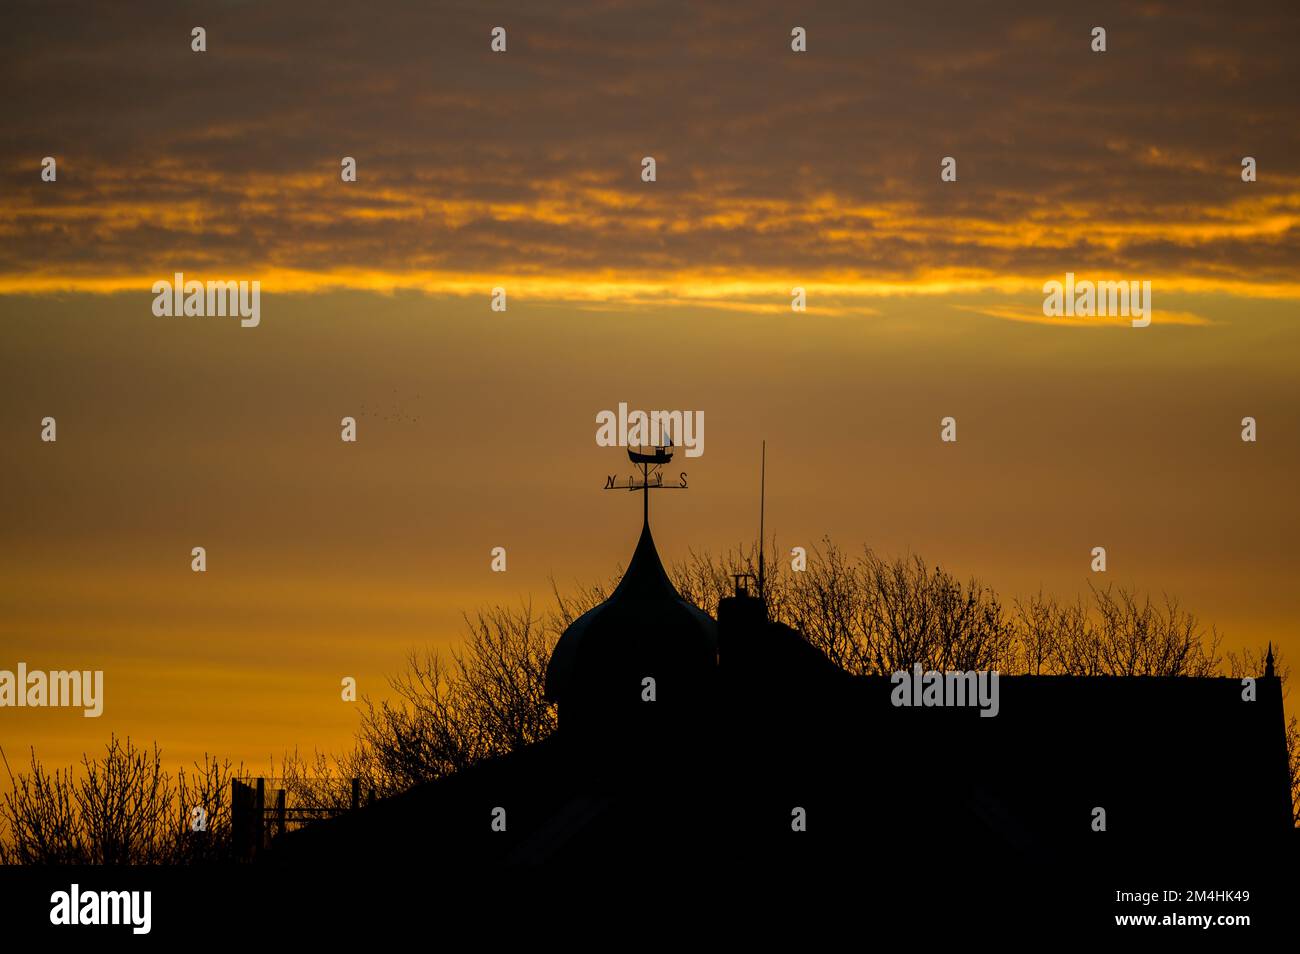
top-left (545, 448), bottom-right (717, 736)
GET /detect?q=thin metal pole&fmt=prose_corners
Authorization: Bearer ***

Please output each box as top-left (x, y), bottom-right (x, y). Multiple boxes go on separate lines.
top-left (758, 441), bottom-right (766, 600)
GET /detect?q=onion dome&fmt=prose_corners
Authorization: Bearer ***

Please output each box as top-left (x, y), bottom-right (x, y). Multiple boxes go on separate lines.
top-left (545, 519), bottom-right (718, 729)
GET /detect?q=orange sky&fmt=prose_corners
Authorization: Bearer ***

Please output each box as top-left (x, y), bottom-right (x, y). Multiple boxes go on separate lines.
top-left (2, 0), bottom-right (1299, 780)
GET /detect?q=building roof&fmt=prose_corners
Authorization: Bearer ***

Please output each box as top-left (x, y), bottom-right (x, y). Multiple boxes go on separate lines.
top-left (543, 518), bottom-right (717, 707)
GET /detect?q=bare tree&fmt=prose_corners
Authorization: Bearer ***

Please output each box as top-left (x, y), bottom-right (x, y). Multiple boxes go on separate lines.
top-left (0, 747), bottom-right (83, 864)
top-left (1082, 585), bottom-right (1221, 677)
top-left (0, 737), bottom-right (241, 865)
top-left (172, 754), bottom-right (243, 863)
top-left (1289, 717), bottom-right (1300, 826)
top-left (1014, 590), bottom-right (1060, 675)
top-left (357, 603), bottom-right (559, 792)
top-left (74, 736), bottom-right (174, 864)
top-left (274, 746), bottom-right (382, 811)
top-left (1226, 645), bottom-right (1290, 686)
top-left (672, 540), bottom-right (1016, 675)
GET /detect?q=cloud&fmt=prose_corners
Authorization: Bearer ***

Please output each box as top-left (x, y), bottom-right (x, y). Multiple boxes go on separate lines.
top-left (952, 303), bottom-right (1212, 328)
top-left (2, 0), bottom-right (1298, 305)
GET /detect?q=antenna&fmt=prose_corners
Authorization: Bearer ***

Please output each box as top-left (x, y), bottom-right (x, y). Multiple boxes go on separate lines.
top-left (758, 440), bottom-right (766, 602)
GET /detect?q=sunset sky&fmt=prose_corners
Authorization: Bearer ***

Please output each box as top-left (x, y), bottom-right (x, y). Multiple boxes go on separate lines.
top-left (2, 0), bottom-right (1299, 779)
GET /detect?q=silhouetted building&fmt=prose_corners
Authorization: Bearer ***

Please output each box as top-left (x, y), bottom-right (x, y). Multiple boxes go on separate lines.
top-left (273, 500), bottom-right (1294, 874)
top-left (545, 515), bottom-right (717, 742)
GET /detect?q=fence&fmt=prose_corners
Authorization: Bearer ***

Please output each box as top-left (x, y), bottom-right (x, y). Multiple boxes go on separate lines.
top-left (231, 776), bottom-right (373, 861)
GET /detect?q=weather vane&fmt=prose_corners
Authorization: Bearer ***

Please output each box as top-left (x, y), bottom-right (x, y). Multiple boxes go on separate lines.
top-left (604, 436), bottom-right (687, 524)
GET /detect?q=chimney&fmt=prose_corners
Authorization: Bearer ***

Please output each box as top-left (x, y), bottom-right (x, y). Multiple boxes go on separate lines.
top-left (718, 573), bottom-right (767, 668)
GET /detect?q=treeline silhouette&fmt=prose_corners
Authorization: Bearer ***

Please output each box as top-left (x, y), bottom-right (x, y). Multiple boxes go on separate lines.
top-left (0, 738), bottom-right (235, 865)
top-left (3, 542), bottom-right (1297, 864)
top-left (0, 740), bottom-right (374, 865)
